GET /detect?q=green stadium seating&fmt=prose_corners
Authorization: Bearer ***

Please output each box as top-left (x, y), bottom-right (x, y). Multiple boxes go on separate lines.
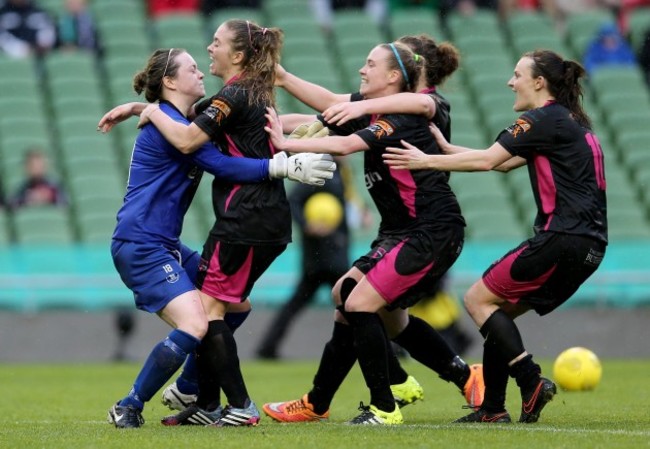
top-left (44, 53), bottom-right (97, 81)
top-left (564, 10), bottom-right (614, 57)
top-left (76, 211), bottom-right (117, 244)
top-left (0, 116), bottom-right (49, 143)
top-left (447, 10), bottom-right (502, 41)
top-left (628, 7), bottom-right (650, 51)
top-left (208, 8), bottom-right (266, 29)
top-left (0, 97), bottom-right (43, 120)
top-left (13, 207), bottom-right (74, 244)
top-left (154, 13), bottom-right (207, 48)
top-left (264, 0), bottom-right (311, 22)
top-left (388, 8), bottom-right (443, 42)
top-left (332, 10), bottom-right (385, 44)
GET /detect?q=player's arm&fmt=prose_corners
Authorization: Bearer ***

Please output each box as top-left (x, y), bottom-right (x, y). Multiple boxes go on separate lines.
top-left (265, 107), bottom-right (366, 156)
top-left (384, 123), bottom-right (514, 171)
top-left (323, 93), bottom-right (436, 126)
top-left (192, 143), bottom-right (336, 186)
top-left (138, 103), bottom-right (209, 154)
top-left (97, 102), bottom-right (147, 133)
top-left (281, 113), bottom-right (318, 134)
top-left (276, 64), bottom-right (351, 112)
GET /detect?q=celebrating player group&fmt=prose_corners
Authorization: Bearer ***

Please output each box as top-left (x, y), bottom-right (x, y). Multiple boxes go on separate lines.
top-left (98, 14), bottom-right (606, 428)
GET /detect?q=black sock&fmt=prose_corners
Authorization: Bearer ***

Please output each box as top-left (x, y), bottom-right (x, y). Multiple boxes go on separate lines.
top-left (393, 315), bottom-right (468, 389)
top-left (479, 309), bottom-right (526, 363)
top-left (509, 354), bottom-right (541, 393)
top-left (309, 321), bottom-right (357, 415)
top-left (481, 336), bottom-right (509, 413)
top-left (346, 311), bottom-right (395, 413)
top-left (196, 320), bottom-right (249, 409)
top-left (386, 337), bottom-right (408, 385)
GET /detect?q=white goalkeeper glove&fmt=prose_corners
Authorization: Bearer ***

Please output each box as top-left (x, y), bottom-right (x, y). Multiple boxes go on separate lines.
top-left (268, 152), bottom-right (336, 186)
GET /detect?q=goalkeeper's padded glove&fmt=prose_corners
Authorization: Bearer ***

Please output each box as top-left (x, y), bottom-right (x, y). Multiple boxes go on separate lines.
top-left (288, 120), bottom-right (330, 139)
top-left (268, 152), bottom-right (336, 186)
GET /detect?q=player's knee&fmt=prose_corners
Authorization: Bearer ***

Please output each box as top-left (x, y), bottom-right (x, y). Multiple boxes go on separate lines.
top-left (179, 318), bottom-right (208, 340)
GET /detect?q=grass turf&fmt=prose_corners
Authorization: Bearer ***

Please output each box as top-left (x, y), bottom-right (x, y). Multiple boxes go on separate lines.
top-left (1, 359), bottom-right (648, 449)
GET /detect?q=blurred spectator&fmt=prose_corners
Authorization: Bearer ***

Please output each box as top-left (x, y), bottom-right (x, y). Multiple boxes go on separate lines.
top-left (0, 182), bottom-right (6, 209)
top-left (583, 21), bottom-right (636, 75)
top-left (498, 0), bottom-right (558, 20)
top-left (256, 161), bottom-right (351, 360)
top-left (0, 0), bottom-right (56, 58)
top-left (440, 0), bottom-right (498, 17)
top-left (9, 149), bottom-right (68, 209)
top-left (57, 0), bottom-right (101, 54)
top-left (638, 27), bottom-right (650, 87)
top-left (147, 0), bottom-right (200, 18)
top-left (201, 0), bottom-right (262, 16)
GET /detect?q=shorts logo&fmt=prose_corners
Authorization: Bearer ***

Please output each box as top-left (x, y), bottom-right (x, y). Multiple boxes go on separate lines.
top-left (198, 258), bottom-right (209, 272)
top-left (205, 99), bottom-right (231, 125)
top-left (508, 118), bottom-right (532, 138)
top-left (162, 263), bottom-right (180, 283)
top-left (371, 246), bottom-right (387, 260)
top-left (585, 248), bottom-right (604, 266)
top-left (368, 119), bottom-right (394, 140)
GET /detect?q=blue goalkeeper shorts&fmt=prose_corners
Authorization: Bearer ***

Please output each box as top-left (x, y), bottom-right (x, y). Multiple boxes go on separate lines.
top-left (111, 240), bottom-right (201, 313)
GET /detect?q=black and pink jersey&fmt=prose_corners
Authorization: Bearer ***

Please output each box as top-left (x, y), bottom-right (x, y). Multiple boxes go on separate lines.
top-left (321, 96), bottom-right (464, 234)
top-left (423, 88), bottom-right (451, 141)
top-left (193, 82), bottom-right (291, 245)
top-left (497, 102), bottom-right (607, 243)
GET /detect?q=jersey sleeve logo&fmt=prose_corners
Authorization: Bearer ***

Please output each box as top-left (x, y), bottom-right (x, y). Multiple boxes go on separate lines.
top-left (508, 118), bottom-right (532, 138)
top-left (368, 119), bottom-right (395, 140)
top-left (205, 98), bottom-right (232, 125)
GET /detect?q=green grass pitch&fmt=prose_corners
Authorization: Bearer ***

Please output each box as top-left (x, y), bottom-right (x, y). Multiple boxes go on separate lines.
top-left (1, 359), bottom-right (648, 449)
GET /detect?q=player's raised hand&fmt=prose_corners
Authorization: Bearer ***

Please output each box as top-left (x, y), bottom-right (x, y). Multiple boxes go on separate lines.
top-left (136, 104), bottom-right (160, 129)
top-left (264, 107), bottom-right (287, 150)
top-left (322, 101), bottom-right (365, 126)
top-left (429, 123), bottom-right (453, 153)
top-left (97, 102), bottom-right (145, 133)
top-left (383, 140), bottom-right (430, 170)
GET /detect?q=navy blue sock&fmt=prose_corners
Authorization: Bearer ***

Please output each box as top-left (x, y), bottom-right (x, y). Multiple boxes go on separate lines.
top-left (224, 310), bottom-right (250, 332)
top-left (176, 353), bottom-right (199, 395)
top-left (119, 329), bottom-right (199, 410)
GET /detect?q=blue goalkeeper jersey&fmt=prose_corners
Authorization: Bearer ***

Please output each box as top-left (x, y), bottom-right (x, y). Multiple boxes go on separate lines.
top-left (112, 100), bottom-right (270, 247)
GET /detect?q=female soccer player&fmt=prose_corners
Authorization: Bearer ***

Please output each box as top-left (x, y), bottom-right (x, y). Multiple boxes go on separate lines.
top-left (103, 48), bottom-right (333, 429)
top-left (132, 20), bottom-right (335, 427)
top-left (264, 41), bottom-right (466, 425)
top-left (263, 34), bottom-right (484, 425)
top-left (384, 49), bottom-right (607, 423)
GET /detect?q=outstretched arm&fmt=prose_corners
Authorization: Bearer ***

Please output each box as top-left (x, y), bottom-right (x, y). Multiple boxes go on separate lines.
top-left (276, 64), bottom-right (351, 112)
top-left (384, 124), bottom-right (514, 172)
top-left (138, 104), bottom-right (210, 154)
top-left (97, 102), bottom-right (147, 133)
top-left (265, 107), bottom-right (366, 156)
top-left (323, 93), bottom-right (436, 126)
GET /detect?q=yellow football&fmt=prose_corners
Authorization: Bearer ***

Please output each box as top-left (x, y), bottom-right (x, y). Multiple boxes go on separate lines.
top-left (304, 192), bottom-right (343, 231)
top-left (553, 346), bottom-right (602, 391)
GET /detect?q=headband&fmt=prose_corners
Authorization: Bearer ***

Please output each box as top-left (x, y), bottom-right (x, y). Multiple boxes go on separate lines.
top-left (389, 43), bottom-right (409, 86)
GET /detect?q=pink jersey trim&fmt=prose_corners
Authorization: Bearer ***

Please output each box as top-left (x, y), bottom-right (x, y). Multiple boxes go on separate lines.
top-left (483, 245), bottom-right (557, 303)
top-left (389, 167), bottom-right (417, 218)
top-left (366, 241), bottom-right (433, 303)
top-left (200, 242), bottom-right (253, 303)
top-left (533, 154), bottom-right (556, 231)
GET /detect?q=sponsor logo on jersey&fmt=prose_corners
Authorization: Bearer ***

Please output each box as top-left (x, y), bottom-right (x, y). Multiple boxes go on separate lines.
top-left (369, 119), bottom-right (394, 140)
top-left (205, 99), bottom-right (231, 125)
top-left (365, 170), bottom-right (382, 189)
top-left (509, 118), bottom-right (532, 138)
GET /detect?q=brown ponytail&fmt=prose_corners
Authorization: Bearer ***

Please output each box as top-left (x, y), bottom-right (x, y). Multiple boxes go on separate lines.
top-left (397, 34), bottom-right (460, 87)
top-left (525, 50), bottom-right (592, 129)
